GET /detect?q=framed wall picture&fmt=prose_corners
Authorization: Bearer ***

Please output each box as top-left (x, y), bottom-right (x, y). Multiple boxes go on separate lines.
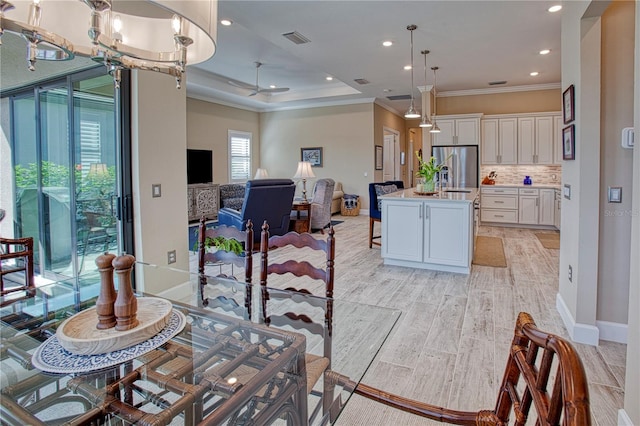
top-left (563, 84), bottom-right (575, 124)
top-left (301, 147), bottom-right (323, 167)
top-left (375, 145), bottom-right (383, 170)
top-left (562, 125), bottom-right (575, 160)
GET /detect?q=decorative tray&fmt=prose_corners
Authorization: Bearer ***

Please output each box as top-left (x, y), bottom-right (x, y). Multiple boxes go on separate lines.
top-left (56, 297), bottom-right (173, 355)
top-left (31, 309), bottom-right (186, 374)
top-left (413, 191), bottom-right (439, 196)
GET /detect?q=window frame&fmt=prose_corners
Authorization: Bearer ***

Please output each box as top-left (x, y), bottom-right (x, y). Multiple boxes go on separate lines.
top-left (228, 130), bottom-right (252, 183)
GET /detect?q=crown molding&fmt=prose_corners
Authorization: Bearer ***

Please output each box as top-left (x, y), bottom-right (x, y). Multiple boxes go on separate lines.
top-left (438, 82), bottom-right (561, 98)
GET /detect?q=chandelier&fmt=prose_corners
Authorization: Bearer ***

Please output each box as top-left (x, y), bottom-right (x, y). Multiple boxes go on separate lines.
top-left (0, 0), bottom-right (218, 89)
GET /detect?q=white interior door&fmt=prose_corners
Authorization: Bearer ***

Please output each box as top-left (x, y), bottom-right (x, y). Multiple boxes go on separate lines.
top-left (383, 134), bottom-right (394, 181)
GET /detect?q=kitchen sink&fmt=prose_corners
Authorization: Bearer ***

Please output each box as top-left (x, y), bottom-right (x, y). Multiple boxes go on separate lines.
top-left (444, 189), bottom-right (472, 193)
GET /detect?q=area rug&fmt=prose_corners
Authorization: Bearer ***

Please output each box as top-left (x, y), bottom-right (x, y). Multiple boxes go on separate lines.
top-left (535, 232), bottom-right (560, 249)
top-left (473, 236), bottom-right (507, 267)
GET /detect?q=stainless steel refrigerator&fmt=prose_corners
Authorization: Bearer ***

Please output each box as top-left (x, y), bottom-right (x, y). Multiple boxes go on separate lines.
top-left (431, 145), bottom-right (479, 188)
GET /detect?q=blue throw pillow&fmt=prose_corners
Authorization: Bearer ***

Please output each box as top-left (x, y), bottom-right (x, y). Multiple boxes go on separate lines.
top-left (374, 184), bottom-right (398, 210)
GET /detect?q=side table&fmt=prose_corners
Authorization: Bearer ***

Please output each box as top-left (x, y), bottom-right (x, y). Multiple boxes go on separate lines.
top-left (290, 202), bottom-right (311, 233)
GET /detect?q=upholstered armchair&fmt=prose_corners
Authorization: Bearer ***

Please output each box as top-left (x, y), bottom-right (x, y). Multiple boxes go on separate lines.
top-left (218, 179), bottom-right (296, 243)
top-left (309, 178), bottom-right (335, 233)
top-left (368, 180), bottom-right (404, 248)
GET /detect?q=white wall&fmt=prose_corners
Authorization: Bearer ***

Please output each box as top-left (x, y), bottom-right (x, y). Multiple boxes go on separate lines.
top-left (622, 2), bottom-right (639, 423)
top-left (131, 70), bottom-right (190, 294)
top-left (557, 1), bottom-right (602, 345)
top-left (260, 103), bottom-right (374, 209)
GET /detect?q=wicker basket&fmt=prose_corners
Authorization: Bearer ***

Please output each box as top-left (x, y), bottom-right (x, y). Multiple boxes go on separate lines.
top-left (341, 197), bottom-right (360, 216)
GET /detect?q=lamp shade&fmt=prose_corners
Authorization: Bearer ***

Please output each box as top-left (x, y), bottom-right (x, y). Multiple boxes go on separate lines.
top-left (293, 161), bottom-right (315, 179)
top-left (254, 168), bottom-right (269, 179)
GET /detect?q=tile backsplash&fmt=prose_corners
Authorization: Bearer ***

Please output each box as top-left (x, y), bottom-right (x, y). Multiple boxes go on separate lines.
top-left (480, 165), bottom-right (562, 185)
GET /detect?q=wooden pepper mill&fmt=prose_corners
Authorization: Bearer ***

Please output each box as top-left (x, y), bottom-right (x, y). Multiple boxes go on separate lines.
top-left (113, 254), bottom-right (139, 331)
top-left (95, 252), bottom-right (117, 330)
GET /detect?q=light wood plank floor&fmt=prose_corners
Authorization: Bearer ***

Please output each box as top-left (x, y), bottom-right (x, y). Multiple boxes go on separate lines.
top-left (189, 215), bottom-right (626, 425)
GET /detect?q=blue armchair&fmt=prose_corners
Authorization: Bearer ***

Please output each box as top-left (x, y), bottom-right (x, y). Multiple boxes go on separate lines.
top-left (218, 179), bottom-right (296, 243)
top-left (368, 180), bottom-right (404, 248)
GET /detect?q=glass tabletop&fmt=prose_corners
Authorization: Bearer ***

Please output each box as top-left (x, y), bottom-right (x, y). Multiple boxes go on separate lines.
top-left (0, 261), bottom-right (401, 425)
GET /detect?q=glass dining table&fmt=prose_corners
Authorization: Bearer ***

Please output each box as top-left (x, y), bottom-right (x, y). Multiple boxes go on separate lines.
top-left (0, 261), bottom-right (401, 425)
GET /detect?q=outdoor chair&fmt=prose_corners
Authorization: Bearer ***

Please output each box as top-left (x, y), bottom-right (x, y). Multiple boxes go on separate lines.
top-left (0, 237), bottom-right (35, 307)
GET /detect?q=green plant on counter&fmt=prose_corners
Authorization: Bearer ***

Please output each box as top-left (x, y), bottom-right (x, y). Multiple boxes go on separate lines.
top-left (415, 151), bottom-right (449, 182)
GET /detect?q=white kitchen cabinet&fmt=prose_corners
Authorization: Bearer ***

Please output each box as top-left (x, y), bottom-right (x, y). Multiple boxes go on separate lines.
top-left (518, 117), bottom-right (554, 164)
top-left (432, 115), bottom-right (481, 146)
top-left (518, 188), bottom-right (539, 224)
top-left (539, 189), bottom-right (555, 226)
top-left (381, 200), bottom-right (424, 262)
top-left (553, 115), bottom-right (563, 165)
top-left (423, 203), bottom-right (470, 267)
top-left (480, 187), bottom-right (519, 224)
top-left (381, 196), bottom-right (474, 273)
top-left (481, 118), bottom-right (517, 164)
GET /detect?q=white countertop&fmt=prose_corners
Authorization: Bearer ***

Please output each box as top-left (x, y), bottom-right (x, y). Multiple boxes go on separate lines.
top-left (380, 188), bottom-right (479, 203)
top-left (481, 184), bottom-right (561, 190)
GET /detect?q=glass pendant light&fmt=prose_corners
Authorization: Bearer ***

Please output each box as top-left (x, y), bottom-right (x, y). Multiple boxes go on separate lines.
top-left (430, 66), bottom-right (441, 133)
top-left (404, 25), bottom-right (420, 119)
top-left (419, 50), bottom-right (433, 128)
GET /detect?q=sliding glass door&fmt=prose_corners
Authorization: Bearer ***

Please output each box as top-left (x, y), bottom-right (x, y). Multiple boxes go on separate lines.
top-left (8, 69), bottom-right (126, 283)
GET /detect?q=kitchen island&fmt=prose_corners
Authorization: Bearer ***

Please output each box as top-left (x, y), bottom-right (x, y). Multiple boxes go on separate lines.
top-left (379, 188), bottom-right (479, 274)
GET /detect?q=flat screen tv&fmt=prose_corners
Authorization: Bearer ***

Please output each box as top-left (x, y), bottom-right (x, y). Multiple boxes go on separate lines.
top-left (187, 149), bottom-right (213, 184)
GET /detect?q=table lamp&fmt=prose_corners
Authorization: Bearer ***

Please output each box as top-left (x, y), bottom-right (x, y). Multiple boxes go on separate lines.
top-left (293, 161), bottom-right (315, 203)
top-left (254, 168), bottom-right (269, 179)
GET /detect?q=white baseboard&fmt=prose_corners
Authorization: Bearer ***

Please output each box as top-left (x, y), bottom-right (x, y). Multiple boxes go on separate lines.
top-left (618, 409), bottom-right (634, 426)
top-left (156, 281), bottom-right (192, 301)
top-left (597, 320), bottom-right (628, 344)
top-left (556, 293), bottom-right (600, 346)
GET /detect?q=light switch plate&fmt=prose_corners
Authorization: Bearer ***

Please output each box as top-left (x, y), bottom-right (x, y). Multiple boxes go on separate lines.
top-left (563, 184), bottom-right (571, 200)
top-left (608, 186), bottom-right (622, 203)
top-left (152, 184), bottom-right (162, 198)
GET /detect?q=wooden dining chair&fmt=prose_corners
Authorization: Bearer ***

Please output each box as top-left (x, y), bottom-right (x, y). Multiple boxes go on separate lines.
top-left (197, 217), bottom-right (253, 320)
top-left (259, 221), bottom-right (336, 424)
top-left (337, 312), bottom-right (591, 425)
top-left (1, 237), bottom-right (36, 307)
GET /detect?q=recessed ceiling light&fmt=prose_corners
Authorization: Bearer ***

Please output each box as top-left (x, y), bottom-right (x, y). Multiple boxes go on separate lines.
top-left (539, 49), bottom-right (551, 55)
top-left (269, 85), bottom-right (276, 89)
top-left (530, 71), bottom-right (539, 76)
top-left (326, 76), bottom-right (333, 81)
top-left (382, 41), bottom-right (393, 47)
top-left (548, 5), bottom-right (562, 12)
top-left (404, 65), bottom-right (412, 70)
top-left (383, 89), bottom-right (391, 92)
top-left (220, 19), bottom-right (233, 26)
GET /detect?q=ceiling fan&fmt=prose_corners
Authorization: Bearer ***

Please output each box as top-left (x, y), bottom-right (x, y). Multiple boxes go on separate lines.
top-left (228, 62), bottom-right (290, 96)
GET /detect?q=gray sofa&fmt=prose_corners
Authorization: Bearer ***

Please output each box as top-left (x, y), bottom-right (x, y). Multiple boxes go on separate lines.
top-left (219, 183), bottom-right (246, 211)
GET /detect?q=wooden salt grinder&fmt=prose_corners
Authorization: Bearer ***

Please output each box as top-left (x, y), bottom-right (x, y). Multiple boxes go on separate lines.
top-left (95, 252), bottom-right (117, 329)
top-left (113, 254), bottom-right (139, 331)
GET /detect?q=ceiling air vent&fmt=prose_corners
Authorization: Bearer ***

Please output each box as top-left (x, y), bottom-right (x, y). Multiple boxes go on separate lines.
top-left (488, 80), bottom-right (507, 86)
top-left (387, 94), bottom-right (412, 101)
top-left (354, 78), bottom-right (370, 85)
top-left (282, 31), bottom-right (311, 44)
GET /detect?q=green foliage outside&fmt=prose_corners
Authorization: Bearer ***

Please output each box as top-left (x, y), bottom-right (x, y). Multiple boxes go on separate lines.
top-left (15, 161), bottom-right (116, 225)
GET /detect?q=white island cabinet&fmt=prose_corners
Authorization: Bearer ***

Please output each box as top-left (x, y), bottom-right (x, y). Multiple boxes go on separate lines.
top-left (380, 189), bottom-right (478, 274)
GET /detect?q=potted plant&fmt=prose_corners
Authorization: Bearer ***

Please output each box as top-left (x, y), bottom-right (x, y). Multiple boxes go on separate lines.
top-left (415, 151), bottom-right (449, 192)
top-left (194, 233), bottom-right (244, 255)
